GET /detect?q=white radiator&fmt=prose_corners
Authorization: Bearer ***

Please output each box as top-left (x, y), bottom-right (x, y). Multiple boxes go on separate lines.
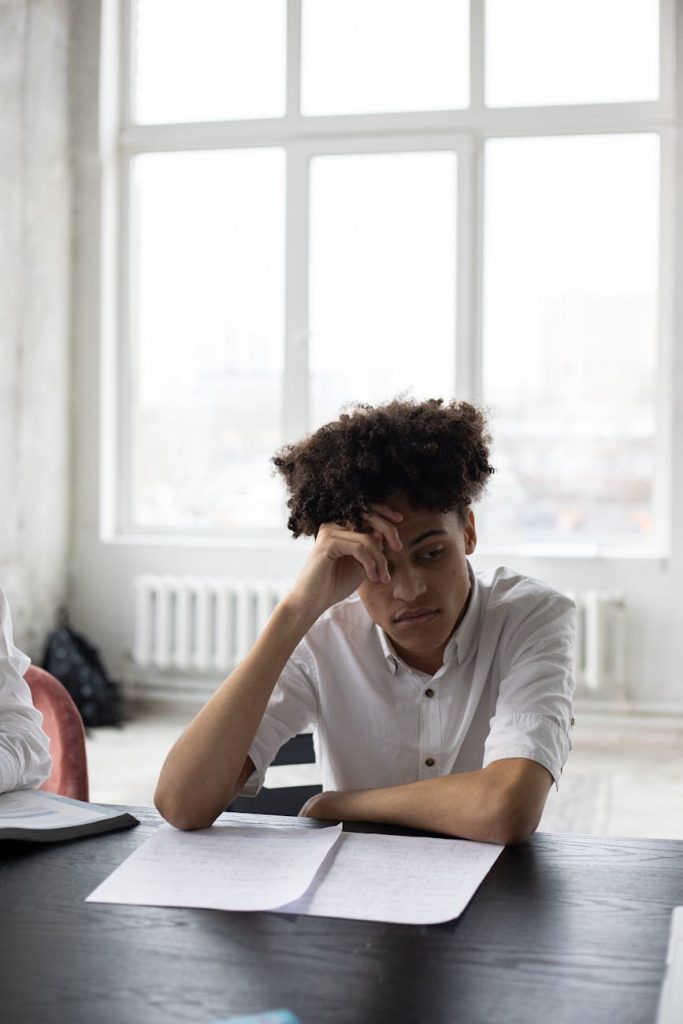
top-left (134, 575), bottom-right (291, 673)
top-left (569, 590), bottom-right (626, 693)
top-left (133, 576), bottom-right (627, 694)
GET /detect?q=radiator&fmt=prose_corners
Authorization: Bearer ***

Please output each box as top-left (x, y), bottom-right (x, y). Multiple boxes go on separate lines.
top-left (133, 575), bottom-right (626, 694)
top-left (569, 590), bottom-right (626, 693)
top-left (134, 575), bottom-right (291, 673)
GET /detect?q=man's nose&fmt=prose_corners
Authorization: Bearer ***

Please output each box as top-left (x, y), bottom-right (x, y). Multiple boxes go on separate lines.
top-left (391, 565), bottom-right (427, 602)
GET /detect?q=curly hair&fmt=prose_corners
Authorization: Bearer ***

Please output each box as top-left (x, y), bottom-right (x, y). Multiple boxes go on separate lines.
top-left (272, 398), bottom-right (494, 537)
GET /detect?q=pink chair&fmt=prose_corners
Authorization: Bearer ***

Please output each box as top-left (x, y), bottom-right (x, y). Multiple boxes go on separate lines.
top-left (24, 665), bottom-right (89, 801)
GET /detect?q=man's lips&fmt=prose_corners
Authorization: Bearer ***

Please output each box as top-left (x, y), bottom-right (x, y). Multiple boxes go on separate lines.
top-left (393, 608), bottom-right (439, 624)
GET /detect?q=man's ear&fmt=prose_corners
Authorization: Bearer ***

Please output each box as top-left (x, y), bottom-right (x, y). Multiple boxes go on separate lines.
top-left (464, 509), bottom-right (477, 555)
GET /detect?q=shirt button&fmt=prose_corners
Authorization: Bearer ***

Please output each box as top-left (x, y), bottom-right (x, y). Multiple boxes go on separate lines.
top-left (425, 757), bottom-right (435, 767)
top-left (425, 688), bottom-right (435, 698)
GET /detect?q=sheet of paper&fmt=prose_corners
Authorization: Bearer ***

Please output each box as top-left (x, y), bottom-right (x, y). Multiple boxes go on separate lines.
top-left (0, 789), bottom-right (110, 829)
top-left (87, 817), bottom-right (342, 912)
top-left (657, 906), bottom-right (683, 1024)
top-left (280, 831), bottom-right (503, 925)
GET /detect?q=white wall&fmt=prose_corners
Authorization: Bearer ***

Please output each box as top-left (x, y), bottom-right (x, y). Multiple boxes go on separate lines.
top-left (70, 1), bottom-right (683, 711)
top-left (0, 0), bottom-right (71, 656)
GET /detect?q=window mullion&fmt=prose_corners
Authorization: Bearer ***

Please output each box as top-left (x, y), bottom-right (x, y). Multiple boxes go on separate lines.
top-left (470, 0), bottom-right (486, 114)
top-left (119, 0), bottom-right (133, 128)
top-left (283, 143), bottom-right (310, 443)
top-left (455, 134), bottom-right (478, 402)
top-left (286, 0), bottom-right (302, 120)
top-left (654, 126), bottom-right (676, 552)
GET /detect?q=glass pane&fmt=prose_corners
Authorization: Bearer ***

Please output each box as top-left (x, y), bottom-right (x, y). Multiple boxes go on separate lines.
top-left (301, 0), bottom-right (469, 115)
top-left (309, 151), bottom-right (457, 429)
top-left (130, 149), bottom-right (285, 530)
top-left (133, 0), bottom-right (286, 123)
top-left (482, 134), bottom-right (659, 547)
top-left (486, 0), bottom-right (659, 107)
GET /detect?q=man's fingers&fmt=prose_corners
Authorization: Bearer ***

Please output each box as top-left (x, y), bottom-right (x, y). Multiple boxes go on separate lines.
top-left (369, 503), bottom-right (404, 523)
top-left (324, 528), bottom-right (390, 584)
top-left (364, 511), bottom-right (403, 552)
top-left (348, 535), bottom-right (390, 583)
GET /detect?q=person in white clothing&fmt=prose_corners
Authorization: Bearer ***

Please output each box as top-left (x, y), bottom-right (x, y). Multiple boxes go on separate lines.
top-left (156, 399), bottom-right (575, 843)
top-left (0, 587), bottom-right (52, 793)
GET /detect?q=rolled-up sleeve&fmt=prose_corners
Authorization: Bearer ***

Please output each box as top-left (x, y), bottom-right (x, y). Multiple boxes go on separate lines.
top-left (483, 594), bottom-right (575, 788)
top-left (0, 591), bottom-right (52, 794)
top-left (239, 643), bottom-right (319, 798)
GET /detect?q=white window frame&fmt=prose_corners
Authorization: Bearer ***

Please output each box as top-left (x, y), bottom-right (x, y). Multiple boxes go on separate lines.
top-left (106, 0), bottom-right (676, 557)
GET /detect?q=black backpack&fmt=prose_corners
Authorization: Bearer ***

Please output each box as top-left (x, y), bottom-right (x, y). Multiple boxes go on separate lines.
top-left (42, 621), bottom-right (123, 728)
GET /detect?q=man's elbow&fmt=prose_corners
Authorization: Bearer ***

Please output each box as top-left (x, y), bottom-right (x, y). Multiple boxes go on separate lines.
top-left (154, 786), bottom-right (216, 832)
top-left (489, 814), bottom-right (539, 846)
top-left (438, 806), bottom-right (538, 845)
top-left (484, 794), bottom-right (542, 845)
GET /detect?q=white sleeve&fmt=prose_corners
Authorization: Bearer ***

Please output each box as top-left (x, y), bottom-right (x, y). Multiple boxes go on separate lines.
top-left (483, 592), bottom-right (575, 789)
top-left (0, 589), bottom-right (53, 794)
top-left (239, 643), bottom-right (319, 798)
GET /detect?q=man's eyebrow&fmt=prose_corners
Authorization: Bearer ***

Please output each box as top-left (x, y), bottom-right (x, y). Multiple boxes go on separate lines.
top-left (408, 529), bottom-right (448, 548)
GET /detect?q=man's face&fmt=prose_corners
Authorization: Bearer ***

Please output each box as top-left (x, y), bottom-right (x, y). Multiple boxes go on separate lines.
top-left (357, 498), bottom-right (477, 675)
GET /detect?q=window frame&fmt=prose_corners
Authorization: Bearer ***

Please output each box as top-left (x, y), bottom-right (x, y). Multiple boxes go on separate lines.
top-left (109, 0), bottom-right (676, 556)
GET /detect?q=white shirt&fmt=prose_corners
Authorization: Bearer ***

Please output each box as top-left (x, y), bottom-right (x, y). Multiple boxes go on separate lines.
top-left (0, 587), bottom-right (52, 794)
top-left (243, 565), bottom-right (575, 797)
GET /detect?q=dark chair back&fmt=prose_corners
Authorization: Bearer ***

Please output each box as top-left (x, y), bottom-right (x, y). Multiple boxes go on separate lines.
top-left (229, 733), bottom-right (321, 816)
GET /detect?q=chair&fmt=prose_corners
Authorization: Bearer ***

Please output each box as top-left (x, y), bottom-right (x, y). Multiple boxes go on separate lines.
top-left (228, 733), bottom-right (322, 816)
top-left (24, 665), bottom-right (89, 801)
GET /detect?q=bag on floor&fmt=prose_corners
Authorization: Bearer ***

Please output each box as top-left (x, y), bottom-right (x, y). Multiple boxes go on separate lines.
top-left (42, 622), bottom-right (123, 728)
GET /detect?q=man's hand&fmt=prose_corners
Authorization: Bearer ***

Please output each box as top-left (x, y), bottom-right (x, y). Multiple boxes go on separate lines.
top-left (299, 790), bottom-right (347, 820)
top-left (285, 503), bottom-right (404, 621)
top-left (297, 759), bottom-right (553, 846)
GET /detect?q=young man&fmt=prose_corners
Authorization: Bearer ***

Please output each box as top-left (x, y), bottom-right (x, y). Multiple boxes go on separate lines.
top-left (0, 587), bottom-right (52, 793)
top-left (155, 399), bottom-right (575, 844)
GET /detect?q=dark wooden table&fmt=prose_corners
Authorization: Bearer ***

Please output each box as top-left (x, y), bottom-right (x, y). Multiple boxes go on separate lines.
top-left (1, 806), bottom-right (681, 1024)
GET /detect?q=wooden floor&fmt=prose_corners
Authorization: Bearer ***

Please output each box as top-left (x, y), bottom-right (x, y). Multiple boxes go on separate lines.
top-left (85, 705), bottom-right (683, 839)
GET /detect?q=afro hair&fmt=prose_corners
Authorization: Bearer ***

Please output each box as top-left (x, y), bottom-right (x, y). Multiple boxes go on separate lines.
top-left (272, 398), bottom-right (494, 537)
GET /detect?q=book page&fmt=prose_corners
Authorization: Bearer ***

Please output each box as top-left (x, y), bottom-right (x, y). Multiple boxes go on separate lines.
top-left (87, 817), bottom-right (343, 912)
top-left (0, 790), bottom-right (110, 829)
top-left (657, 906), bottom-right (683, 1024)
top-left (280, 831), bottom-right (503, 925)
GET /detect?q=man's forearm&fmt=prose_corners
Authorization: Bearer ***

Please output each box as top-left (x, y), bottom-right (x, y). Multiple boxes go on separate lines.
top-left (301, 760), bottom-right (551, 845)
top-left (155, 598), bottom-right (316, 830)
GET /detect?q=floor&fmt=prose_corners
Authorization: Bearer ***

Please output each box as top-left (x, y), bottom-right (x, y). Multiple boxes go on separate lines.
top-left (85, 705), bottom-right (683, 839)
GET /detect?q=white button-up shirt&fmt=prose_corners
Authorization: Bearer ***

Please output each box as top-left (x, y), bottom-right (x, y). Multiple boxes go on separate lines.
top-left (0, 588), bottom-right (52, 794)
top-left (243, 565), bottom-right (575, 797)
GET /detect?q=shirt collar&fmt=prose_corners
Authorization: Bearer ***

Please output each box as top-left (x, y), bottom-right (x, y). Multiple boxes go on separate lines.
top-left (375, 561), bottom-right (481, 673)
top-left (377, 624), bottom-right (401, 674)
top-left (445, 562), bottom-right (481, 665)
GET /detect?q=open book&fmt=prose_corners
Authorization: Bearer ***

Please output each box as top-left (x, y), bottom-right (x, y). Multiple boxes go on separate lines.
top-left (0, 789), bottom-right (138, 842)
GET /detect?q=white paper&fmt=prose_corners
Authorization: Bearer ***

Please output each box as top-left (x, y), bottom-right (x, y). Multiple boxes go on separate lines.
top-left (0, 790), bottom-right (110, 829)
top-left (87, 811), bottom-right (502, 925)
top-left (657, 906), bottom-right (683, 1024)
top-left (280, 831), bottom-right (503, 925)
top-left (87, 817), bottom-right (342, 912)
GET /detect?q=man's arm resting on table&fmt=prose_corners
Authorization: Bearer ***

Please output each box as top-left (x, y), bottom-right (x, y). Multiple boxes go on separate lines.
top-left (154, 599), bottom-right (315, 831)
top-left (154, 506), bottom-right (405, 832)
top-left (299, 757), bottom-right (553, 845)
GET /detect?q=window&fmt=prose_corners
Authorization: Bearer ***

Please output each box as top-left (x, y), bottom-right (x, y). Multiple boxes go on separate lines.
top-left (485, 0), bottom-right (659, 107)
top-left (301, 0), bottom-right (469, 115)
top-left (130, 149), bottom-right (285, 529)
top-left (309, 150), bottom-right (457, 429)
top-left (133, 0), bottom-right (286, 123)
top-left (482, 134), bottom-right (660, 546)
top-left (117, 0), bottom-right (672, 551)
